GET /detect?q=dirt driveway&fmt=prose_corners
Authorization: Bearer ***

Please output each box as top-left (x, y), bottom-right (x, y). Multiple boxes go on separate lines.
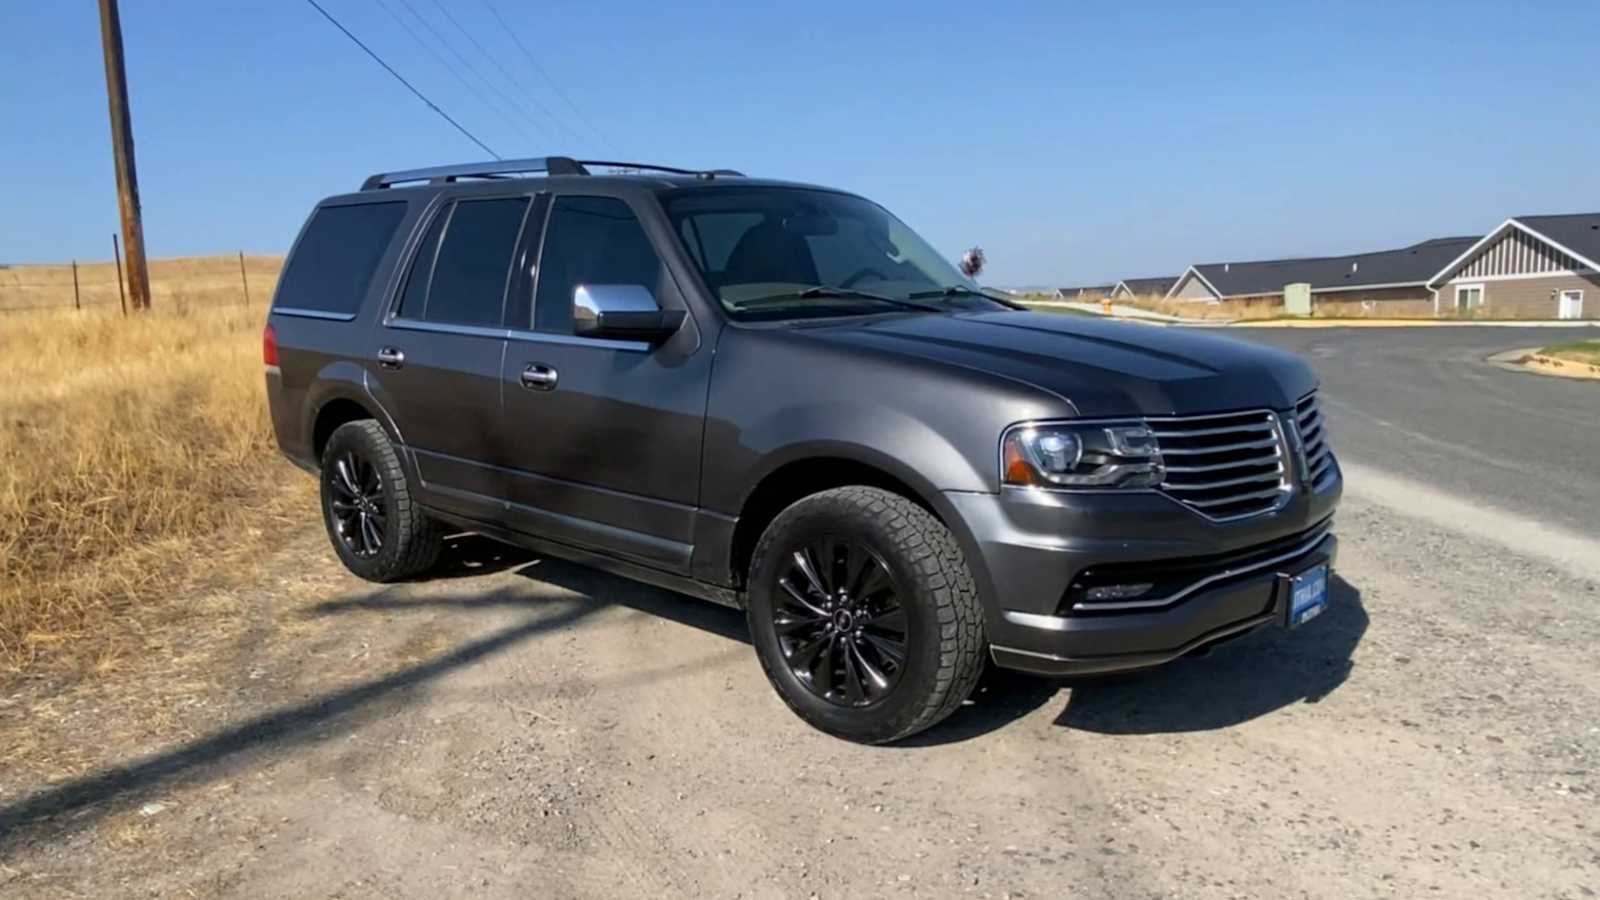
top-left (2, 459), bottom-right (1595, 899)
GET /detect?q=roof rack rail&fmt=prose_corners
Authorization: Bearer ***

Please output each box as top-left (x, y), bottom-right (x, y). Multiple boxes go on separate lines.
top-left (360, 157), bottom-right (744, 190)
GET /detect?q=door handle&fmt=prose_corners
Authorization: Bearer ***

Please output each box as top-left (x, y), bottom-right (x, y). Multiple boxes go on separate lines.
top-left (376, 346), bottom-right (405, 369)
top-left (520, 363), bottom-right (558, 391)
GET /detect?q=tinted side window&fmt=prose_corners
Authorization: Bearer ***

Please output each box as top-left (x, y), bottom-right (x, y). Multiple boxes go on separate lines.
top-left (395, 203), bottom-right (449, 319)
top-left (422, 197), bottom-right (530, 326)
top-left (534, 197), bottom-right (662, 333)
top-left (275, 202), bottom-right (406, 315)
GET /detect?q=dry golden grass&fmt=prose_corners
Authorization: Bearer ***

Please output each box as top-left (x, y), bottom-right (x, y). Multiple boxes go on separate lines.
top-left (0, 254), bottom-right (283, 314)
top-left (0, 303), bottom-right (307, 677)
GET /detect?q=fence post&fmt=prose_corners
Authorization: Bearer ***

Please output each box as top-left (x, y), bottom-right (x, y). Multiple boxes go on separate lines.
top-left (72, 259), bottom-right (82, 310)
top-left (238, 250), bottom-right (250, 307)
top-left (112, 233), bottom-right (128, 317)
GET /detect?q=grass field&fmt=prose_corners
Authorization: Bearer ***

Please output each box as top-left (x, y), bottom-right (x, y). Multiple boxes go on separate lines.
top-left (0, 254), bottom-right (283, 315)
top-left (1539, 339), bottom-right (1600, 366)
top-left (0, 303), bottom-right (308, 677)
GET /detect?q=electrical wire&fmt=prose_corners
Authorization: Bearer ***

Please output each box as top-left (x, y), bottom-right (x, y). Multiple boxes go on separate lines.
top-left (425, 0), bottom-right (583, 145)
top-left (372, 0), bottom-right (540, 148)
top-left (478, 0), bottom-right (622, 153)
top-left (302, 0), bottom-right (500, 159)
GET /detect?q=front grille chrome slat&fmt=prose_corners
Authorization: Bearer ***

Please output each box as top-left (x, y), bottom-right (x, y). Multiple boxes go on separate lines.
top-left (1182, 486), bottom-right (1288, 508)
top-left (1294, 392), bottom-right (1337, 492)
top-left (1153, 409), bottom-right (1289, 521)
top-left (1158, 437), bottom-right (1280, 456)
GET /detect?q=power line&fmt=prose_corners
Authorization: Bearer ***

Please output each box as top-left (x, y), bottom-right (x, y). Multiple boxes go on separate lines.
top-left (302, 0), bottom-right (500, 159)
top-left (478, 0), bottom-right (621, 154)
top-left (425, 0), bottom-right (583, 146)
top-left (371, 0), bottom-right (539, 148)
top-left (393, 0), bottom-right (550, 147)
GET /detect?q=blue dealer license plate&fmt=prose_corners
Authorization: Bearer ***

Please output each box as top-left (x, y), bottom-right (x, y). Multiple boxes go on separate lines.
top-left (1288, 564), bottom-right (1329, 628)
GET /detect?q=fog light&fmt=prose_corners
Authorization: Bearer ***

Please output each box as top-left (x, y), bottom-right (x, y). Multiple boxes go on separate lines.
top-left (1085, 583), bottom-right (1154, 602)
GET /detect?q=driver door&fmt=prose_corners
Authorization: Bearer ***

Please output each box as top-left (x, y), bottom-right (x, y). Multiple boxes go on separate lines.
top-left (496, 194), bottom-right (712, 574)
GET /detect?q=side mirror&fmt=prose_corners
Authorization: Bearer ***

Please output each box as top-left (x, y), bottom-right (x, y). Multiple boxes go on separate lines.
top-left (572, 284), bottom-right (685, 343)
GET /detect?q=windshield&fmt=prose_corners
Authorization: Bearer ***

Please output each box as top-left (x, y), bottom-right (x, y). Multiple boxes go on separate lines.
top-left (660, 187), bottom-right (1008, 320)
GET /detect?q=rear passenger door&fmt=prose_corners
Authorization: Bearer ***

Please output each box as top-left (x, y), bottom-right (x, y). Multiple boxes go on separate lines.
top-left (496, 193), bottom-right (713, 574)
top-left (366, 194), bottom-right (532, 518)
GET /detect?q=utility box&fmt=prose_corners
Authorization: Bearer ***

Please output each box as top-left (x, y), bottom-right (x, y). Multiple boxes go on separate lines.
top-left (1284, 282), bottom-right (1312, 317)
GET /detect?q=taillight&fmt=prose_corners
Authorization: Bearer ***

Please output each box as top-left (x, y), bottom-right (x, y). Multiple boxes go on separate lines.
top-left (263, 322), bottom-right (279, 367)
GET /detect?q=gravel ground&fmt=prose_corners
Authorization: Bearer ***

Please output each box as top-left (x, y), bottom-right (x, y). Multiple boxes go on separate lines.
top-left (1, 328), bottom-right (1596, 899)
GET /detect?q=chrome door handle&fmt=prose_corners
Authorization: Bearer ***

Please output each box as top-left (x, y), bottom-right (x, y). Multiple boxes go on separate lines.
top-left (520, 363), bottom-right (558, 391)
top-left (376, 346), bottom-right (405, 369)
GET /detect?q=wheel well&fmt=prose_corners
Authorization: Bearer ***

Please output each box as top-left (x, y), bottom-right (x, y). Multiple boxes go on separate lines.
top-left (311, 398), bottom-right (376, 465)
top-left (728, 458), bottom-right (940, 589)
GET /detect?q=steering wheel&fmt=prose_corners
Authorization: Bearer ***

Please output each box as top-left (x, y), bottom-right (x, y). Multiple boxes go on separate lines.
top-left (839, 267), bottom-right (890, 289)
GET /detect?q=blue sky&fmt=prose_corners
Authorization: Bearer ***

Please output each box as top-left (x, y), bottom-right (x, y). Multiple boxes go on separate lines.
top-left (3, 0), bottom-right (1597, 286)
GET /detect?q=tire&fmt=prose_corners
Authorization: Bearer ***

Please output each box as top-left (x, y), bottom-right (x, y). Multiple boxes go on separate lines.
top-left (746, 486), bottom-right (986, 744)
top-left (319, 419), bottom-right (443, 582)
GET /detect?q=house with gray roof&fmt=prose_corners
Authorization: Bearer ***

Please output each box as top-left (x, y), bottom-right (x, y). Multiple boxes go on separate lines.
top-left (1426, 214), bottom-right (1599, 319)
top-left (1111, 276), bottom-right (1177, 300)
top-left (1055, 284), bottom-right (1115, 301)
top-left (1165, 236), bottom-right (1478, 316)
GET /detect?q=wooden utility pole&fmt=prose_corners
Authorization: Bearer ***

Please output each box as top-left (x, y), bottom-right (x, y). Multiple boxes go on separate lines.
top-left (238, 251), bottom-right (251, 306)
top-left (71, 260), bottom-right (82, 310)
top-left (97, 0), bottom-right (152, 312)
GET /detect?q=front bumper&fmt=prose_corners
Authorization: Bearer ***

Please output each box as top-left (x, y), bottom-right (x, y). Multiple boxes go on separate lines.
top-left (943, 464), bottom-right (1342, 677)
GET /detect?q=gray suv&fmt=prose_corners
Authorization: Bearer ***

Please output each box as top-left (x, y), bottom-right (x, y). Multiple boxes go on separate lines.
top-left (265, 157), bottom-right (1341, 743)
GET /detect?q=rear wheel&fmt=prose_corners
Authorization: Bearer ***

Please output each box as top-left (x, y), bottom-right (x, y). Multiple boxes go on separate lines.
top-left (746, 486), bottom-right (986, 744)
top-left (320, 420), bottom-right (442, 582)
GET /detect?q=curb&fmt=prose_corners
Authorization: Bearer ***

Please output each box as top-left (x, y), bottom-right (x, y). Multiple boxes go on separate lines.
top-left (1487, 347), bottom-right (1600, 381)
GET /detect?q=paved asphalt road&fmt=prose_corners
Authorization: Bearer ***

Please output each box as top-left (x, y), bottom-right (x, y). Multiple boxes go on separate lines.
top-left (1223, 326), bottom-right (1599, 535)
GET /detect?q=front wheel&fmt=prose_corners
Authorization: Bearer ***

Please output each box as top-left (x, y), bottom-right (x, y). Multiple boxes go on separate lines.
top-left (746, 486), bottom-right (986, 744)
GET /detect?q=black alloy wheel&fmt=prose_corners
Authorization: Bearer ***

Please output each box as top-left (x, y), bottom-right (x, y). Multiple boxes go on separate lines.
top-left (774, 538), bottom-right (909, 707)
top-left (328, 449), bottom-right (386, 559)
top-left (319, 419), bottom-right (443, 582)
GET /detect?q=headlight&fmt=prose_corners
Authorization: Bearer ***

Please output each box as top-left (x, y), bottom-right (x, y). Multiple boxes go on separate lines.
top-left (1001, 423), bottom-right (1164, 488)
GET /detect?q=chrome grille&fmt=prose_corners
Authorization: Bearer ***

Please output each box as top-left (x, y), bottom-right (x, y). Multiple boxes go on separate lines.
top-left (1152, 409), bottom-right (1289, 521)
top-left (1295, 392), bottom-right (1336, 491)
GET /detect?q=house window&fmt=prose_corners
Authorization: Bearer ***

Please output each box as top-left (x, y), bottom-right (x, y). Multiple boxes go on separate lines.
top-left (1455, 284), bottom-right (1484, 312)
top-left (1559, 289), bottom-right (1584, 320)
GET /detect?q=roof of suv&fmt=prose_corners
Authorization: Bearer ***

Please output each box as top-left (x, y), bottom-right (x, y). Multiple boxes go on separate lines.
top-left (350, 156), bottom-right (839, 198)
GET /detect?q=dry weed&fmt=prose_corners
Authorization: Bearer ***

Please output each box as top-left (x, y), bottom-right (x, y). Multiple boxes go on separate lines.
top-left (0, 304), bottom-right (308, 676)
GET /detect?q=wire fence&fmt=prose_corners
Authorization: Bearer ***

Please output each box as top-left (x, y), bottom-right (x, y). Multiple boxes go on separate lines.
top-left (0, 251), bottom-right (282, 316)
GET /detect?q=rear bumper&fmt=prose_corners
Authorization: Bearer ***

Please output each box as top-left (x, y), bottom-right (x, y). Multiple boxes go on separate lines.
top-left (942, 465), bottom-right (1342, 677)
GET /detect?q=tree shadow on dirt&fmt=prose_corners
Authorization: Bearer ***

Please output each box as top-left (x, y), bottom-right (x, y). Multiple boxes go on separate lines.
top-left (0, 587), bottom-right (600, 851)
top-left (1055, 575), bottom-right (1367, 735)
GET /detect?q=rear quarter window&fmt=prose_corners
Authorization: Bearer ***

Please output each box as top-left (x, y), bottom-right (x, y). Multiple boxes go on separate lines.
top-left (274, 202), bottom-right (407, 316)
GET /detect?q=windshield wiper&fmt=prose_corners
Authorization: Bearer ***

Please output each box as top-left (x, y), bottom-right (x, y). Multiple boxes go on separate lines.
top-left (907, 285), bottom-right (1024, 309)
top-left (734, 286), bottom-right (941, 313)
top-left (906, 285), bottom-right (988, 300)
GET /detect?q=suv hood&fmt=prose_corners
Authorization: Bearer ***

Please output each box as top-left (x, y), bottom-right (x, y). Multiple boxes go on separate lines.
top-left (802, 311), bottom-right (1317, 417)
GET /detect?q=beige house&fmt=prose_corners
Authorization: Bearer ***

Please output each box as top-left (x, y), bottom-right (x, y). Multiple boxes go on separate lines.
top-left (1426, 214), bottom-right (1600, 319)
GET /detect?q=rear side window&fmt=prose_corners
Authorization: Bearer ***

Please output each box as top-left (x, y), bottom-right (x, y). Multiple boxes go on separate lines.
top-left (396, 197), bottom-right (530, 327)
top-left (533, 196), bottom-right (661, 333)
top-left (275, 202), bottom-right (406, 315)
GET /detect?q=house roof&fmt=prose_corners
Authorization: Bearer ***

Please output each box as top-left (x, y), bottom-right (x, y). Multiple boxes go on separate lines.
top-left (1426, 213), bottom-right (1600, 286)
top-left (1509, 213), bottom-right (1600, 268)
top-left (1057, 284), bottom-right (1115, 299)
top-left (1177, 236), bottom-right (1479, 299)
top-left (1114, 276), bottom-right (1178, 296)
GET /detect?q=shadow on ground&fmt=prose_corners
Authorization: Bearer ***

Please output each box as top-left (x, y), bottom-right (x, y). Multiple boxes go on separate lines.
top-left (1056, 575), bottom-right (1367, 734)
top-left (0, 547), bottom-right (1368, 848)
